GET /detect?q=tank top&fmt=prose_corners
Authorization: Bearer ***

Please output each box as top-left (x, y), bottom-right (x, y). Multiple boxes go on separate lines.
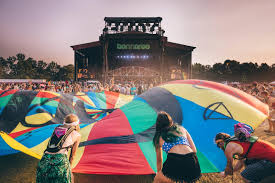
top-left (162, 136), bottom-right (190, 153)
top-left (231, 140), bottom-right (275, 162)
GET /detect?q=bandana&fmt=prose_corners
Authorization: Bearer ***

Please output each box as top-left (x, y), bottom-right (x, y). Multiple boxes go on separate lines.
top-left (63, 120), bottom-right (79, 126)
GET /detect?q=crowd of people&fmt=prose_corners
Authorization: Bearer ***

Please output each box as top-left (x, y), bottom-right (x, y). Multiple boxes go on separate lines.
top-left (0, 81), bottom-right (155, 95)
top-left (229, 82), bottom-right (275, 135)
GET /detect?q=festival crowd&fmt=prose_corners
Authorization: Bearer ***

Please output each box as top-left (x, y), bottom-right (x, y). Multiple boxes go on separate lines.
top-left (0, 81), bottom-right (155, 95)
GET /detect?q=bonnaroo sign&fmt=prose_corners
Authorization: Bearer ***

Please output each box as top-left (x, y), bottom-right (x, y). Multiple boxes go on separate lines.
top-left (117, 43), bottom-right (150, 50)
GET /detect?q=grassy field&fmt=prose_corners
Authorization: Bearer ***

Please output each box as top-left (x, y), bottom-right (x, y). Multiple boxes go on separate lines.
top-left (1, 122), bottom-right (274, 183)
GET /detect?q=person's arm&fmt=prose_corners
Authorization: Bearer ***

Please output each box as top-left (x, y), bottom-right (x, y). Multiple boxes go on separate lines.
top-left (233, 159), bottom-right (245, 172)
top-left (69, 135), bottom-right (81, 166)
top-left (155, 139), bottom-right (163, 172)
top-left (222, 142), bottom-right (243, 177)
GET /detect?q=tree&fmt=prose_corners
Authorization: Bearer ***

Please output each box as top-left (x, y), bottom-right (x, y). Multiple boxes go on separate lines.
top-left (45, 61), bottom-right (60, 80)
top-left (62, 64), bottom-right (74, 80)
top-left (0, 57), bottom-right (6, 78)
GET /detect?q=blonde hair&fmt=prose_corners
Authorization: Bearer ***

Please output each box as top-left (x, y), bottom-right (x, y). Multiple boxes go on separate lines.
top-left (64, 114), bottom-right (80, 132)
top-left (64, 114), bottom-right (79, 123)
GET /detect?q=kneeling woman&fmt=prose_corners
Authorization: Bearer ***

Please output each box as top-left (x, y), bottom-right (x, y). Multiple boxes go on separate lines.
top-left (153, 111), bottom-right (201, 183)
top-left (36, 114), bottom-right (81, 183)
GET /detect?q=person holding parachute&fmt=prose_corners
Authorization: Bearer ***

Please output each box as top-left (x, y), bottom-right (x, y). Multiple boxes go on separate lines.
top-left (36, 114), bottom-right (81, 183)
top-left (215, 123), bottom-right (275, 183)
top-left (153, 111), bottom-right (201, 183)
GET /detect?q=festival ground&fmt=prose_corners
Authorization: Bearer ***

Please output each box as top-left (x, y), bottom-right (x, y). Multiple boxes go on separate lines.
top-left (1, 121), bottom-right (274, 183)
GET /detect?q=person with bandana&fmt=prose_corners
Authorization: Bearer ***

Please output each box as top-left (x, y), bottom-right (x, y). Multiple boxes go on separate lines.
top-left (36, 114), bottom-right (81, 183)
top-left (215, 132), bottom-right (275, 183)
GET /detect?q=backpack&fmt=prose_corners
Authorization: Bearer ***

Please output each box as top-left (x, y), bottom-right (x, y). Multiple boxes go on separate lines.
top-left (225, 123), bottom-right (258, 160)
top-left (45, 125), bottom-right (76, 153)
top-left (234, 123), bottom-right (254, 142)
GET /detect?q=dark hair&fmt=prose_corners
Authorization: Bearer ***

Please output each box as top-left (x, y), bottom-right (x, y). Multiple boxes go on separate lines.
top-left (153, 111), bottom-right (182, 147)
top-left (215, 132), bottom-right (231, 142)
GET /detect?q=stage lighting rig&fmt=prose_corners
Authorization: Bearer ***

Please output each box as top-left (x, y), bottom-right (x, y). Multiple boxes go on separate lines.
top-left (103, 17), bottom-right (164, 35)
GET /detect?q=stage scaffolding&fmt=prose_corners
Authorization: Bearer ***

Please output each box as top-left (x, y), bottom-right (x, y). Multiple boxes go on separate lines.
top-left (71, 17), bottom-right (195, 84)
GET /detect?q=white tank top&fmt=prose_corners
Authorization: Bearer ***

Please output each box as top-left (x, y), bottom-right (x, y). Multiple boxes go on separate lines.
top-left (46, 128), bottom-right (81, 155)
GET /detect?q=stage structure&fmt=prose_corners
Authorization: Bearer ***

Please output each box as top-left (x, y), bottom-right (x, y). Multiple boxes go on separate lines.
top-left (71, 17), bottom-right (195, 84)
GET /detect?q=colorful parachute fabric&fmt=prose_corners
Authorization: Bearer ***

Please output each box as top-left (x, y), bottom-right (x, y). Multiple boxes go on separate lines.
top-left (0, 80), bottom-right (269, 174)
top-left (0, 90), bottom-right (133, 156)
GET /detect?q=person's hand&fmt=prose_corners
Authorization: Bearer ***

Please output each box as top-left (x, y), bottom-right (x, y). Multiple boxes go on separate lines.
top-left (220, 171), bottom-right (226, 178)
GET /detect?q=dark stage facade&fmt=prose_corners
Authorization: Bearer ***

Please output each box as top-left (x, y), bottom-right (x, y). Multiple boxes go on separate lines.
top-left (71, 17), bottom-right (195, 84)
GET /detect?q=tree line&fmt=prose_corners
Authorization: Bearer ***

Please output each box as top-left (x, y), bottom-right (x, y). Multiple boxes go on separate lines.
top-left (192, 60), bottom-right (275, 82)
top-left (0, 53), bottom-right (74, 81)
top-left (0, 54), bottom-right (274, 82)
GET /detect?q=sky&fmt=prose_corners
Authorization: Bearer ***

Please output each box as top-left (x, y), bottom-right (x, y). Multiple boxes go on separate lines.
top-left (0, 0), bottom-right (275, 66)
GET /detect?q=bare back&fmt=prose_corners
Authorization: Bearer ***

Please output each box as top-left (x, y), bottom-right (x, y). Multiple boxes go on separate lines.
top-left (159, 127), bottom-right (197, 155)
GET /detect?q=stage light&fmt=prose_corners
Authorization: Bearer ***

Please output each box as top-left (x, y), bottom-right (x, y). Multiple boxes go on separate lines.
top-left (111, 27), bottom-right (117, 31)
top-left (128, 26), bottom-right (132, 31)
top-left (150, 25), bottom-right (155, 32)
top-left (142, 25), bottom-right (146, 32)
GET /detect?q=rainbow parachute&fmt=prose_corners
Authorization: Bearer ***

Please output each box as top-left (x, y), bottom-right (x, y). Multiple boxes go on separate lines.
top-left (0, 80), bottom-right (268, 174)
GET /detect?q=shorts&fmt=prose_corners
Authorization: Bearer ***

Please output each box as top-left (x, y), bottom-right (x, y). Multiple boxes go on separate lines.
top-left (241, 159), bottom-right (275, 182)
top-left (162, 152), bottom-right (201, 183)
